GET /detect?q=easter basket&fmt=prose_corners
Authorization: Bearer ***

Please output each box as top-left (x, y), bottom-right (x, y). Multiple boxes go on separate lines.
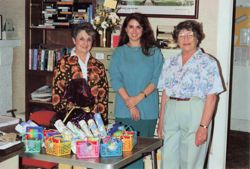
top-left (100, 136), bottom-right (122, 157)
top-left (108, 123), bottom-right (137, 152)
top-left (45, 135), bottom-right (71, 156)
top-left (124, 125), bottom-right (137, 146)
top-left (76, 138), bottom-right (100, 158)
top-left (22, 132), bottom-right (43, 153)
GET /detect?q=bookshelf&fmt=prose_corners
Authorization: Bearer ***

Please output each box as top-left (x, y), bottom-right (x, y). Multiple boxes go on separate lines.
top-left (25, 0), bottom-right (97, 120)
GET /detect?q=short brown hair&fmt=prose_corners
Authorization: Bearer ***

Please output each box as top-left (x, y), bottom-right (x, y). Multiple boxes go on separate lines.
top-left (172, 20), bottom-right (205, 47)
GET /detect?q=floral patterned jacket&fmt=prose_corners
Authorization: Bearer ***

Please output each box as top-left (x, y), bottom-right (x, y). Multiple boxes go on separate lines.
top-left (52, 55), bottom-right (109, 124)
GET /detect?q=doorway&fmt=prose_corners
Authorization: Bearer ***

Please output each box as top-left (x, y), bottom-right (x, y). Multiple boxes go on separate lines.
top-left (226, 0), bottom-right (250, 168)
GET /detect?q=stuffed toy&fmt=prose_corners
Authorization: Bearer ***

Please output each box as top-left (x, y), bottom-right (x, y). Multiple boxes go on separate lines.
top-left (62, 78), bottom-right (95, 127)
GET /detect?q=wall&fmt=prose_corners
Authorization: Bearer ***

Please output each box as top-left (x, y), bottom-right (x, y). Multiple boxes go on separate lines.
top-left (148, 1), bottom-right (218, 57)
top-left (208, 1), bottom-right (232, 168)
top-left (125, 2), bottom-right (232, 168)
top-left (0, 0), bottom-right (221, 117)
top-left (0, 40), bottom-right (21, 115)
top-left (0, 0), bottom-right (25, 115)
top-left (0, 0), bottom-right (232, 168)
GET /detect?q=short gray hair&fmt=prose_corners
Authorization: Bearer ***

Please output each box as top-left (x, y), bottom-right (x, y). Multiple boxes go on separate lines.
top-left (71, 22), bottom-right (96, 41)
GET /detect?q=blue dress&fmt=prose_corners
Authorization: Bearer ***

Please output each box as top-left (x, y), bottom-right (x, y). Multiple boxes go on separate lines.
top-left (109, 45), bottom-right (164, 120)
top-left (109, 44), bottom-right (164, 169)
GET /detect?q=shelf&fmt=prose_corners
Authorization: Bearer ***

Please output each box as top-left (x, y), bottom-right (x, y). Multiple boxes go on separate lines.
top-left (30, 3), bottom-right (41, 7)
top-left (28, 70), bottom-right (54, 76)
top-left (30, 26), bottom-right (55, 29)
top-left (29, 100), bottom-right (52, 106)
top-left (43, 0), bottom-right (58, 2)
top-left (78, 0), bottom-right (93, 3)
top-left (25, 0), bottom-right (96, 121)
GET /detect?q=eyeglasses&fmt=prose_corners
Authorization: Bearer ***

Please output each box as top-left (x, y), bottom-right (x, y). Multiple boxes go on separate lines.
top-left (178, 33), bottom-right (194, 40)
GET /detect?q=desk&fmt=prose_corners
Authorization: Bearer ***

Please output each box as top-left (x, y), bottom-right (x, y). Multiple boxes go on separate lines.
top-left (20, 137), bottom-right (162, 169)
top-left (0, 147), bottom-right (23, 169)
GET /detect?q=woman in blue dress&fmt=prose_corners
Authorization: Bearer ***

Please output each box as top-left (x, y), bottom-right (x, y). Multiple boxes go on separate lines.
top-left (157, 20), bottom-right (224, 169)
top-left (109, 13), bottom-right (164, 169)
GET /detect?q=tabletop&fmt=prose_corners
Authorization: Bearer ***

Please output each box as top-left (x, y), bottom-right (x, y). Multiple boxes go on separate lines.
top-left (20, 137), bottom-right (163, 169)
top-left (0, 143), bottom-right (23, 163)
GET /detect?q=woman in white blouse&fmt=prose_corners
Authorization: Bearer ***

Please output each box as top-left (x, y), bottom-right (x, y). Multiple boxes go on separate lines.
top-left (157, 20), bottom-right (224, 169)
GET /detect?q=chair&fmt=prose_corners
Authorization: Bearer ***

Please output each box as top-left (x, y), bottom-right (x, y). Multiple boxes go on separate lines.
top-left (20, 110), bottom-right (57, 169)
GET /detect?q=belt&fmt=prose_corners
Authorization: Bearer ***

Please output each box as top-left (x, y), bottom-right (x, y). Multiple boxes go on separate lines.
top-left (169, 97), bottom-right (191, 101)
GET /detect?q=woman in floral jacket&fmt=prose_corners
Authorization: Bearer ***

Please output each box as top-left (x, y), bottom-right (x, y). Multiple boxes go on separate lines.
top-left (52, 23), bottom-right (109, 125)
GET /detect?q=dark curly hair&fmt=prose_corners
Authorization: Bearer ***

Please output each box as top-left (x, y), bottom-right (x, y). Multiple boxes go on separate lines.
top-left (172, 20), bottom-right (205, 47)
top-left (118, 13), bottom-right (157, 56)
top-left (71, 22), bottom-right (96, 43)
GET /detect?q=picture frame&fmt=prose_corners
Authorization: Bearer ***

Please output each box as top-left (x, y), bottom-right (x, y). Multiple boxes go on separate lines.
top-left (117, 0), bottom-right (199, 18)
top-left (0, 15), bottom-right (2, 40)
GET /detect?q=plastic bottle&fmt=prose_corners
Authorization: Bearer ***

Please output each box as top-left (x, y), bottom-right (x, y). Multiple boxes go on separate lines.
top-left (79, 120), bottom-right (93, 137)
top-left (87, 119), bottom-right (100, 137)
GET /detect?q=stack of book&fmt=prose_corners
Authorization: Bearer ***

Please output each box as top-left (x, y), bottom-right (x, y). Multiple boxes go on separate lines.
top-left (0, 116), bottom-right (23, 153)
top-left (31, 85), bottom-right (52, 102)
top-left (156, 25), bottom-right (178, 49)
top-left (0, 116), bottom-right (20, 134)
top-left (38, 0), bottom-right (93, 28)
top-left (54, 1), bottom-right (73, 27)
top-left (70, 2), bottom-right (89, 25)
top-left (41, 3), bottom-right (57, 28)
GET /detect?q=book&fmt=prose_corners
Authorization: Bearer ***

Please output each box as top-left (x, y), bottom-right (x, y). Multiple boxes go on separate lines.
top-left (31, 85), bottom-right (52, 102)
top-left (0, 141), bottom-right (21, 150)
top-left (112, 34), bottom-right (120, 48)
top-left (156, 25), bottom-right (178, 49)
top-left (157, 33), bottom-right (172, 40)
top-left (47, 50), bottom-right (55, 71)
top-left (157, 25), bottom-right (174, 33)
top-left (87, 4), bottom-right (93, 23)
top-left (57, 1), bottom-right (74, 5)
top-left (59, 11), bottom-right (72, 15)
top-left (40, 49), bottom-right (45, 71)
top-left (37, 24), bottom-right (55, 29)
top-left (32, 49), bottom-right (38, 70)
top-left (28, 49), bottom-right (32, 70)
top-left (53, 22), bottom-right (70, 26)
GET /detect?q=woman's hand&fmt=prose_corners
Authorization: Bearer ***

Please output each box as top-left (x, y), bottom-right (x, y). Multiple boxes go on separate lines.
top-left (129, 107), bottom-right (140, 121)
top-left (125, 94), bottom-right (144, 109)
top-left (195, 127), bottom-right (208, 146)
top-left (157, 119), bottom-right (164, 139)
top-left (195, 94), bottom-right (217, 146)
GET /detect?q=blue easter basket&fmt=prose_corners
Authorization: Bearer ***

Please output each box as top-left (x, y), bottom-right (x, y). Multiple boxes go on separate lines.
top-left (100, 136), bottom-right (122, 157)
